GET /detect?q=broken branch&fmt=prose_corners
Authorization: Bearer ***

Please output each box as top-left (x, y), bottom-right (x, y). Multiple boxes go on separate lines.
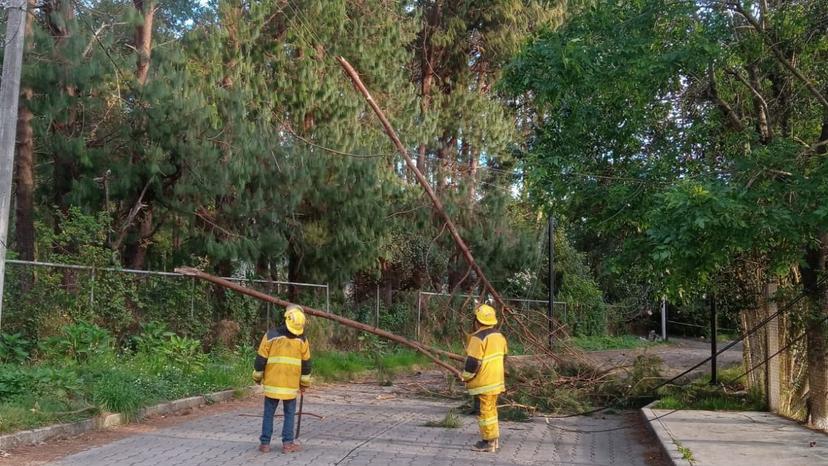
top-left (175, 267), bottom-right (464, 375)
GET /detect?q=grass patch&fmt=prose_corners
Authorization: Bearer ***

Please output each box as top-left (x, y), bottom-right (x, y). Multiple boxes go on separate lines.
top-left (0, 397), bottom-right (96, 433)
top-left (424, 409), bottom-right (461, 428)
top-left (568, 335), bottom-right (657, 351)
top-left (382, 349), bottom-right (429, 369)
top-left (674, 440), bottom-right (696, 463)
top-left (313, 351), bottom-right (374, 380)
top-left (312, 348), bottom-right (428, 382)
top-left (653, 365), bottom-right (766, 411)
top-left (0, 319), bottom-right (428, 436)
top-left (0, 349), bottom-right (252, 434)
top-left (716, 332), bottom-right (739, 343)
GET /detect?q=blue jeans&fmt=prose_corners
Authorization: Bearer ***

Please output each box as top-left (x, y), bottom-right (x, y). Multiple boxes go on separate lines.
top-left (260, 397), bottom-right (296, 445)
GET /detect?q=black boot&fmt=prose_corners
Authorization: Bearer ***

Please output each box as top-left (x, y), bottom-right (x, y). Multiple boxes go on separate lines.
top-left (471, 439), bottom-right (498, 452)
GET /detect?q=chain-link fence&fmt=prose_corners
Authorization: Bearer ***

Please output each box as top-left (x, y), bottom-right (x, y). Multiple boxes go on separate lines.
top-left (1, 260), bottom-right (329, 347)
top-left (2, 259), bottom-right (620, 352)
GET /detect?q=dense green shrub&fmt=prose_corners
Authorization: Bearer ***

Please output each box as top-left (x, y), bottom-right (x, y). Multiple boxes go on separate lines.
top-left (0, 366), bottom-right (28, 399)
top-left (42, 321), bottom-right (112, 363)
top-left (132, 321), bottom-right (176, 354)
top-left (0, 333), bottom-right (30, 364)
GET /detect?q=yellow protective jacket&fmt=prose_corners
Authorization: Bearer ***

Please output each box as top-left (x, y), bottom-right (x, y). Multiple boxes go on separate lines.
top-left (461, 326), bottom-right (507, 396)
top-left (253, 326), bottom-right (312, 400)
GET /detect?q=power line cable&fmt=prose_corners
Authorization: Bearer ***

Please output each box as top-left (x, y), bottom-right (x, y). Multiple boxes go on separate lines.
top-left (541, 278), bottom-right (826, 433)
top-left (725, 314), bottom-right (828, 386)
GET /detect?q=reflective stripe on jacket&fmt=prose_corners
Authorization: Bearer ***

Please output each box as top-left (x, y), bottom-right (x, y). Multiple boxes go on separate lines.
top-left (254, 326), bottom-right (312, 400)
top-left (462, 326), bottom-right (507, 396)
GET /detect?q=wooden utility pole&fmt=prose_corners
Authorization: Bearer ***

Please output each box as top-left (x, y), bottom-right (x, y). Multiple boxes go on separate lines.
top-left (0, 0), bottom-right (28, 328)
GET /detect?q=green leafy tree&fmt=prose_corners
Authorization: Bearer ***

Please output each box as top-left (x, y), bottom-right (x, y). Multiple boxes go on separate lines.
top-left (505, 0), bottom-right (828, 427)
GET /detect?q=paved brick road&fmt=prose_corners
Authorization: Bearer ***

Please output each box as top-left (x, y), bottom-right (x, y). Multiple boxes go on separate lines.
top-left (49, 384), bottom-right (665, 466)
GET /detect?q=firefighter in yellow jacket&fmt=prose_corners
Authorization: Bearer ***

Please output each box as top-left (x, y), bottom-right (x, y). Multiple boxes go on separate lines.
top-left (460, 303), bottom-right (508, 453)
top-left (252, 305), bottom-right (311, 454)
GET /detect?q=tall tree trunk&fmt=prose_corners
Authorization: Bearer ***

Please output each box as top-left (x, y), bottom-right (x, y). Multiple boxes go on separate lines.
top-left (748, 64), bottom-right (772, 143)
top-left (819, 112), bottom-right (828, 153)
top-left (45, 0), bottom-right (79, 289)
top-left (124, 207), bottom-right (153, 269)
top-left (14, 0), bottom-right (37, 274)
top-left (802, 234), bottom-right (828, 430)
top-left (133, 0), bottom-right (155, 85)
top-left (212, 259), bottom-right (233, 320)
top-left (47, 0), bottom-right (77, 213)
top-left (121, 0), bottom-right (156, 266)
top-left (467, 143), bottom-right (478, 204)
top-left (769, 69), bottom-right (793, 138)
top-left (417, 75), bottom-right (432, 177)
top-left (288, 243), bottom-right (302, 302)
top-left (799, 110), bottom-right (828, 429)
top-left (416, 2), bottom-right (439, 178)
top-left (435, 135), bottom-right (455, 195)
top-left (15, 100), bottom-right (35, 262)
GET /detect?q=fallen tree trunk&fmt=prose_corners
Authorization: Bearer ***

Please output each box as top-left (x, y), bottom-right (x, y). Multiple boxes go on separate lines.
top-left (336, 57), bottom-right (509, 316)
top-left (336, 57), bottom-right (569, 363)
top-left (175, 267), bottom-right (464, 376)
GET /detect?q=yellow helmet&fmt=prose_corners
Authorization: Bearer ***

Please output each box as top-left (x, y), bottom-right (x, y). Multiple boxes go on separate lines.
top-left (474, 304), bottom-right (497, 326)
top-left (284, 305), bottom-right (306, 336)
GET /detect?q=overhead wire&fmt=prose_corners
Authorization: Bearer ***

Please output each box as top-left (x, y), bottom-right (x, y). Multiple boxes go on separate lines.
top-left (541, 277), bottom-right (827, 433)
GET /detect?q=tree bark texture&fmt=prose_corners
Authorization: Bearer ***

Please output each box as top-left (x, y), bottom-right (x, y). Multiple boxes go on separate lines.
top-left (14, 0), bottom-right (37, 269)
top-left (802, 233), bottom-right (828, 430)
top-left (133, 0), bottom-right (155, 85)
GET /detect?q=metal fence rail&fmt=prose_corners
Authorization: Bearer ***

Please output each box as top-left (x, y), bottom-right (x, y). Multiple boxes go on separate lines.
top-left (2, 260), bottom-right (615, 346)
top-left (0, 260), bottom-right (330, 331)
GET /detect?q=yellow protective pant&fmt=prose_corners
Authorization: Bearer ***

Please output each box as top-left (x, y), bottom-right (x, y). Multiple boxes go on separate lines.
top-left (477, 394), bottom-right (499, 441)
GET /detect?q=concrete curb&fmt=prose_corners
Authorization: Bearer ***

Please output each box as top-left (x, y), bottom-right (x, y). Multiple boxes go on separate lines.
top-left (641, 401), bottom-right (694, 466)
top-left (0, 386), bottom-right (260, 451)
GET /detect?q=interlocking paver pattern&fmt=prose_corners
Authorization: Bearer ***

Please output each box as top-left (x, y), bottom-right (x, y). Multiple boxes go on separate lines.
top-left (51, 386), bottom-right (662, 466)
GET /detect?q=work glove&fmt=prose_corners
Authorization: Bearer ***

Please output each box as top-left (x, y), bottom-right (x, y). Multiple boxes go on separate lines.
top-left (252, 370), bottom-right (263, 384)
top-left (300, 375), bottom-right (312, 389)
